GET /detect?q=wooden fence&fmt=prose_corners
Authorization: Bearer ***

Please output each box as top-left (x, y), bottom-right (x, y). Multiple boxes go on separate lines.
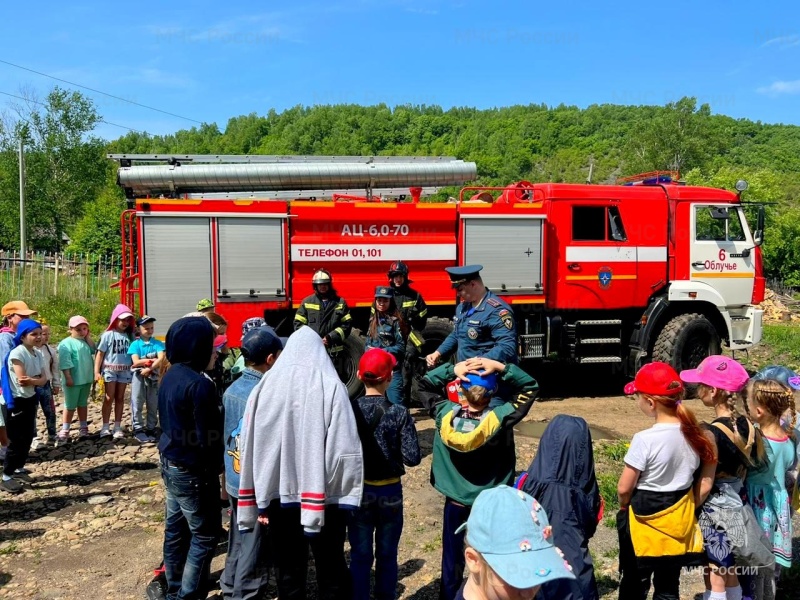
top-left (0, 251), bottom-right (120, 300)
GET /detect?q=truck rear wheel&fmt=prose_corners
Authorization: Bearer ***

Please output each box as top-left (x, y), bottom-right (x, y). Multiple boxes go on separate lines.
top-left (652, 313), bottom-right (721, 373)
top-left (409, 318), bottom-right (454, 404)
top-left (334, 331), bottom-right (365, 399)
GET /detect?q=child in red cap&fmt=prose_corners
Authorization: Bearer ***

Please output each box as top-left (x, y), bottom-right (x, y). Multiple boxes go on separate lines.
top-left (618, 362), bottom-right (716, 600)
top-left (349, 349), bottom-right (420, 600)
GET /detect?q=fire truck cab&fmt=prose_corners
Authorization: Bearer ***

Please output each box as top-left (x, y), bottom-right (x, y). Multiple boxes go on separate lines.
top-left (112, 155), bottom-right (765, 396)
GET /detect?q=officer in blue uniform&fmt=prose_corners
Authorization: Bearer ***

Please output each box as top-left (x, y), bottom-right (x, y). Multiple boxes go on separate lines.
top-left (425, 265), bottom-right (518, 367)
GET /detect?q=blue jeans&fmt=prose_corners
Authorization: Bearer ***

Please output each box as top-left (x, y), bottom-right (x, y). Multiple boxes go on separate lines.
top-left (161, 458), bottom-right (221, 600)
top-left (348, 483), bottom-right (404, 600)
top-left (440, 499), bottom-right (471, 600)
top-left (33, 382), bottom-right (57, 437)
top-left (385, 371), bottom-right (404, 406)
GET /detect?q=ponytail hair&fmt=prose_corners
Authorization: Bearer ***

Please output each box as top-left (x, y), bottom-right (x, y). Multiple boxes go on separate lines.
top-left (751, 379), bottom-right (797, 437)
top-left (645, 383), bottom-right (716, 463)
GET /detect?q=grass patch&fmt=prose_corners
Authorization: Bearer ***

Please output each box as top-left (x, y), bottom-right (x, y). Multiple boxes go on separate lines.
top-left (0, 542), bottom-right (19, 556)
top-left (760, 323), bottom-right (800, 370)
top-left (32, 289), bottom-right (119, 341)
top-left (603, 548), bottom-right (619, 559)
top-left (597, 473), bottom-right (619, 513)
top-left (596, 440), bottom-right (630, 462)
top-left (150, 511), bottom-right (165, 523)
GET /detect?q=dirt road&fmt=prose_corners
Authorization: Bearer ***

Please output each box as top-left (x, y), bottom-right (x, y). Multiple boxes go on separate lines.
top-left (0, 392), bottom-right (742, 600)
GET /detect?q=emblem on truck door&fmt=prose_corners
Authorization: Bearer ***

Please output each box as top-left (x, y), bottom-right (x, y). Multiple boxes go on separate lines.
top-left (598, 267), bottom-right (613, 289)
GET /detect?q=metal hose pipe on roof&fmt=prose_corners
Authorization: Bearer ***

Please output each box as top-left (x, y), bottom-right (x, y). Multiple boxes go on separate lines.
top-left (118, 160), bottom-right (477, 196)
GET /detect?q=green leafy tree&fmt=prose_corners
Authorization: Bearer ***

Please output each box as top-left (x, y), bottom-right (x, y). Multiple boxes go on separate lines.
top-left (0, 87), bottom-right (107, 251)
top-left (68, 183), bottom-right (127, 258)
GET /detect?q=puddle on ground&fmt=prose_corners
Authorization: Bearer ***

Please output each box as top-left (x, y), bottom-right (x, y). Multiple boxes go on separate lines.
top-left (514, 421), bottom-right (618, 440)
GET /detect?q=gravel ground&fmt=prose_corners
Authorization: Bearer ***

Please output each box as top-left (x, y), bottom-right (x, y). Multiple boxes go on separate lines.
top-left (0, 390), bottom-right (796, 599)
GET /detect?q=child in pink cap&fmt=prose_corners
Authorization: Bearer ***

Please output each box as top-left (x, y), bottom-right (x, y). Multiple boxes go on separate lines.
top-left (680, 356), bottom-right (757, 600)
top-left (56, 316), bottom-right (97, 444)
top-left (94, 304), bottom-right (135, 439)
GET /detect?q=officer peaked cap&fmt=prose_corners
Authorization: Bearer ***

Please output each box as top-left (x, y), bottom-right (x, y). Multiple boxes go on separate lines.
top-left (445, 265), bottom-right (483, 288)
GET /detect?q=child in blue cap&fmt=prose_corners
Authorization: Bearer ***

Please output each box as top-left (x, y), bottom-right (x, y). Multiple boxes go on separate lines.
top-left (455, 485), bottom-right (576, 600)
top-left (420, 356), bottom-right (538, 600)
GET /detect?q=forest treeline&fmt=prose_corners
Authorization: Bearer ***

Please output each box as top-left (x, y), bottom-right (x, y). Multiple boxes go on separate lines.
top-left (1, 90), bottom-right (799, 283)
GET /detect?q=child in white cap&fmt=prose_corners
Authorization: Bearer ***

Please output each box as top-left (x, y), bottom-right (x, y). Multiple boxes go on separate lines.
top-left (454, 484), bottom-right (576, 600)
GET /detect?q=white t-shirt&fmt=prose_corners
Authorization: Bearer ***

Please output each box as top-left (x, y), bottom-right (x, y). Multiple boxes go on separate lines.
top-left (624, 423), bottom-right (700, 492)
top-left (7, 345), bottom-right (43, 399)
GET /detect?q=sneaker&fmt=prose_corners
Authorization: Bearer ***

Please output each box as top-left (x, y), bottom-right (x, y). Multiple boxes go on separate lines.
top-left (113, 428), bottom-right (125, 440)
top-left (0, 478), bottom-right (22, 494)
top-left (30, 438), bottom-right (43, 451)
top-left (99, 427), bottom-right (112, 438)
top-left (147, 433), bottom-right (158, 443)
top-left (47, 435), bottom-right (57, 446)
top-left (79, 426), bottom-right (90, 439)
top-left (56, 429), bottom-right (70, 446)
top-left (13, 470), bottom-right (33, 484)
top-left (134, 431), bottom-right (150, 444)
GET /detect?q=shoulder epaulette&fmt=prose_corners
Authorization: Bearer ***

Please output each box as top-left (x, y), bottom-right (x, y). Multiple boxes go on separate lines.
top-left (486, 298), bottom-right (501, 308)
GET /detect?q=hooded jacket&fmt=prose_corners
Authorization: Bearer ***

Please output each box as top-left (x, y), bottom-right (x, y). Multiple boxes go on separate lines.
top-left (106, 303), bottom-right (133, 330)
top-left (517, 415), bottom-right (601, 600)
top-left (237, 326), bottom-right (363, 534)
top-left (1, 319), bottom-right (42, 411)
top-left (157, 317), bottom-right (223, 474)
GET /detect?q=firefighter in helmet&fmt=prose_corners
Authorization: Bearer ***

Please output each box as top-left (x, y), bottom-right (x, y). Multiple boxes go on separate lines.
top-left (293, 269), bottom-right (353, 357)
top-left (387, 261), bottom-right (428, 404)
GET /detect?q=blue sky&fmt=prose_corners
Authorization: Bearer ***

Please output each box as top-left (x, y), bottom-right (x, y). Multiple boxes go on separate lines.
top-left (1, 0), bottom-right (798, 140)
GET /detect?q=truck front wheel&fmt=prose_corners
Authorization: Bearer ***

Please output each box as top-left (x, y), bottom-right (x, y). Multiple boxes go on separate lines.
top-left (652, 313), bottom-right (721, 373)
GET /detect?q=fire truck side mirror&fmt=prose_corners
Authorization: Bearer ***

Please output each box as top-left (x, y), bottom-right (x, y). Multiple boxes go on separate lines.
top-left (754, 206), bottom-right (765, 246)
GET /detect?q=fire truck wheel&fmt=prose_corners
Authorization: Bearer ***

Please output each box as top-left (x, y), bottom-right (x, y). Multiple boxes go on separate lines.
top-left (652, 313), bottom-right (721, 373)
top-left (409, 318), bottom-right (455, 405)
top-left (334, 331), bottom-right (366, 399)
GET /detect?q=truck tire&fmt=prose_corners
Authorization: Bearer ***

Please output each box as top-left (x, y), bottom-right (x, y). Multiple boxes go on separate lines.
top-left (333, 331), bottom-right (365, 399)
top-left (409, 318), bottom-right (454, 404)
top-left (652, 313), bottom-right (721, 373)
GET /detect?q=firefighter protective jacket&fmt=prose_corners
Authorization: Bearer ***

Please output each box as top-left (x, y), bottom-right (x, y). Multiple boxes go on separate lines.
top-left (391, 283), bottom-right (428, 349)
top-left (293, 293), bottom-right (353, 354)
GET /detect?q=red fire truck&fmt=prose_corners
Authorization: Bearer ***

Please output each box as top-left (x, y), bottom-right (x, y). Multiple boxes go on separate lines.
top-left (111, 154), bottom-right (765, 396)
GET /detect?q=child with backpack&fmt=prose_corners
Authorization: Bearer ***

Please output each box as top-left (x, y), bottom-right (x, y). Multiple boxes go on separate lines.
top-left (744, 377), bottom-right (796, 599)
top-left (420, 355), bottom-right (538, 600)
top-left (455, 485), bottom-right (576, 600)
top-left (617, 362), bottom-right (716, 600)
top-left (128, 316), bottom-right (166, 443)
top-left (220, 326), bottom-right (285, 600)
top-left (1, 319), bottom-right (45, 494)
top-left (680, 355), bottom-right (761, 600)
top-left (349, 348), bottom-right (421, 600)
top-left (516, 415), bottom-right (603, 600)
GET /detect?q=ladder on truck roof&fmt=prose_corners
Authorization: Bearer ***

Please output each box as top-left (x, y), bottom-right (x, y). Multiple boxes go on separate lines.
top-left (108, 154), bottom-right (478, 198)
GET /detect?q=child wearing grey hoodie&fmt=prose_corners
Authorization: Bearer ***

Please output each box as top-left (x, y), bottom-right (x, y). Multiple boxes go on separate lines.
top-left (237, 326), bottom-right (363, 600)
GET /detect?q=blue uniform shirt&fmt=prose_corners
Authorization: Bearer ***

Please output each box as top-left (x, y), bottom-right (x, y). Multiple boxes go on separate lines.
top-left (365, 315), bottom-right (405, 367)
top-left (436, 290), bottom-right (518, 364)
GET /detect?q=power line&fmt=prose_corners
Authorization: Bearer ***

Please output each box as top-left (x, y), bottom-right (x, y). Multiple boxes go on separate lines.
top-left (0, 58), bottom-right (203, 124)
top-left (0, 90), bottom-right (146, 134)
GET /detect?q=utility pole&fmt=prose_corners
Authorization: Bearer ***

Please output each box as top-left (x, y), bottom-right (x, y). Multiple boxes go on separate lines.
top-left (18, 137), bottom-right (26, 262)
